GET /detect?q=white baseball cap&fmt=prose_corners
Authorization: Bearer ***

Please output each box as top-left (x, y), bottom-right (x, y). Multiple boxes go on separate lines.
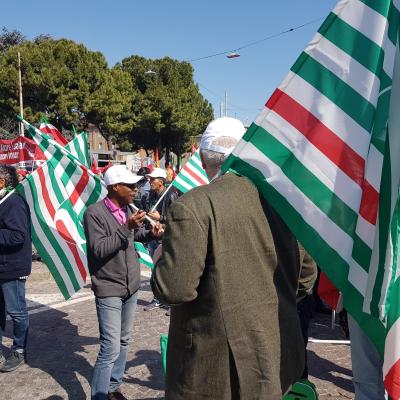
top-left (146, 167), bottom-right (167, 179)
top-left (104, 165), bottom-right (143, 186)
top-left (200, 117), bottom-right (246, 155)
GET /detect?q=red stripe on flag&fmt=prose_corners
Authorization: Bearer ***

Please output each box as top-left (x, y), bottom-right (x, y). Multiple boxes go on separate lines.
top-left (266, 89), bottom-right (365, 186)
top-left (359, 179), bottom-right (379, 225)
top-left (384, 358), bottom-right (400, 400)
top-left (37, 168), bottom-right (56, 218)
top-left (69, 166), bottom-right (89, 206)
top-left (40, 123), bottom-right (68, 146)
top-left (184, 164), bottom-right (208, 185)
top-left (55, 219), bottom-right (87, 281)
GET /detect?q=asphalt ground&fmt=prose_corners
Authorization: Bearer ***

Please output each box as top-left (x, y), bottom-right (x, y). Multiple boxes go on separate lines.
top-left (0, 261), bottom-right (354, 399)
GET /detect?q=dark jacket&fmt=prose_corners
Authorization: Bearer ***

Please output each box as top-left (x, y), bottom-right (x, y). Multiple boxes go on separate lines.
top-left (151, 174), bottom-right (316, 400)
top-left (83, 200), bottom-right (152, 298)
top-left (144, 186), bottom-right (179, 223)
top-left (0, 193), bottom-right (32, 280)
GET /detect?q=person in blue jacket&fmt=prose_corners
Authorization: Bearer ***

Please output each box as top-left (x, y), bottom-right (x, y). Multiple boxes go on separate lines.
top-left (0, 164), bottom-right (32, 373)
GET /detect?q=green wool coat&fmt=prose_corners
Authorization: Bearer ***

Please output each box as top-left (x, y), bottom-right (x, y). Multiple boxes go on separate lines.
top-left (151, 173), bottom-right (316, 400)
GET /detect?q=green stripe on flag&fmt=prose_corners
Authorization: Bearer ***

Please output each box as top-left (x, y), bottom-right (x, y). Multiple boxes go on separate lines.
top-left (291, 53), bottom-right (376, 133)
top-left (242, 125), bottom-right (359, 239)
top-left (318, 13), bottom-right (385, 77)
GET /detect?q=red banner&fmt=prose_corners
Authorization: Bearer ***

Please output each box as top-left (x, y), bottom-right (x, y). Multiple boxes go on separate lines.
top-left (0, 136), bottom-right (45, 170)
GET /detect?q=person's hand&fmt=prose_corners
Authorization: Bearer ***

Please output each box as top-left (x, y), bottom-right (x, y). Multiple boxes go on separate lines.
top-left (127, 210), bottom-right (146, 230)
top-left (153, 244), bottom-right (163, 265)
top-left (152, 222), bottom-right (165, 238)
top-left (147, 210), bottom-right (161, 221)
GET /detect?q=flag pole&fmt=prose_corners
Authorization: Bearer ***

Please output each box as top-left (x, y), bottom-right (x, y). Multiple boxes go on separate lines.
top-left (18, 52), bottom-right (24, 137)
top-left (129, 203), bottom-right (157, 226)
top-left (150, 182), bottom-right (174, 212)
top-left (0, 189), bottom-right (16, 206)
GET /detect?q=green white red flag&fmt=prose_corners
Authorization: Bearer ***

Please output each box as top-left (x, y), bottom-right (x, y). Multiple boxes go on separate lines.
top-left (16, 117), bottom-right (107, 299)
top-left (171, 149), bottom-right (209, 193)
top-left (39, 116), bottom-right (69, 146)
top-left (222, 0), bottom-right (400, 397)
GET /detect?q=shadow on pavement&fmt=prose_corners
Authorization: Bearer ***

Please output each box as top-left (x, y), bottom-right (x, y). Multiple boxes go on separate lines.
top-left (308, 349), bottom-right (353, 393)
top-left (23, 301), bottom-right (97, 400)
top-left (125, 349), bottom-right (165, 391)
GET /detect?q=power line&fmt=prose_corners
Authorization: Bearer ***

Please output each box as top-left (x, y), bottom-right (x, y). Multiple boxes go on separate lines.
top-left (188, 17), bottom-right (323, 62)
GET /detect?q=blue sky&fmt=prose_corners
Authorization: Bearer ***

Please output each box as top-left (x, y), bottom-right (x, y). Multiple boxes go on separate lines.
top-left (2, 0), bottom-right (337, 124)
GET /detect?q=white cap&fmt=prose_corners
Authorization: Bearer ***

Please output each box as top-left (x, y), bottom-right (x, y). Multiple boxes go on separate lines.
top-left (104, 165), bottom-right (143, 186)
top-left (146, 167), bottom-right (167, 179)
top-left (200, 117), bottom-right (246, 155)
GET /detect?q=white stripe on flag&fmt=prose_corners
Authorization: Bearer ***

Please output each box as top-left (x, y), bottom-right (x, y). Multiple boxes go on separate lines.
top-left (22, 177), bottom-right (76, 297)
top-left (257, 108), bottom-right (362, 212)
top-left (305, 33), bottom-right (380, 105)
top-left (334, 0), bottom-right (390, 47)
top-left (231, 140), bottom-right (354, 262)
top-left (278, 72), bottom-right (371, 157)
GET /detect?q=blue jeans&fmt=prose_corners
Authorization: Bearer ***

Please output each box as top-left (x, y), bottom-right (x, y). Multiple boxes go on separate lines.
top-left (91, 292), bottom-right (138, 400)
top-left (0, 279), bottom-right (29, 353)
top-left (348, 315), bottom-right (385, 399)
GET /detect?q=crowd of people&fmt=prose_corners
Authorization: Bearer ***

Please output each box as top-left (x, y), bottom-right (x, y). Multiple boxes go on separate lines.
top-left (0, 117), bottom-right (386, 399)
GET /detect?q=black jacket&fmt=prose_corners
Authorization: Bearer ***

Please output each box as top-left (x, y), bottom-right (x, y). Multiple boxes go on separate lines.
top-left (0, 193), bottom-right (32, 280)
top-left (144, 186), bottom-right (179, 223)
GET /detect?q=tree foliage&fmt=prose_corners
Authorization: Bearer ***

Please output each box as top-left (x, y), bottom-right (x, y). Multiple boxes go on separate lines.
top-left (121, 56), bottom-right (213, 156)
top-left (0, 31), bottom-right (214, 154)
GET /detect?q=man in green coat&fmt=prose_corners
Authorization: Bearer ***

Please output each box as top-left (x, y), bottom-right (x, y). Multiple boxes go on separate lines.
top-left (151, 117), bottom-right (317, 400)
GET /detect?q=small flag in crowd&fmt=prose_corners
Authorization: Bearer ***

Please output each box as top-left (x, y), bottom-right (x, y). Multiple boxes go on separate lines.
top-left (134, 242), bottom-right (154, 270)
top-left (222, 0), bottom-right (400, 397)
top-left (171, 149), bottom-right (209, 194)
top-left (17, 116), bottom-right (107, 299)
top-left (39, 116), bottom-right (69, 146)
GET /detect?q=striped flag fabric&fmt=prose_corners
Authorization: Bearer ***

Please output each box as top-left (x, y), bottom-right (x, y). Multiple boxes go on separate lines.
top-left (171, 149), bottom-right (209, 193)
top-left (39, 116), bottom-right (69, 146)
top-left (134, 242), bottom-right (154, 270)
top-left (16, 117), bottom-right (107, 299)
top-left (64, 132), bottom-right (91, 168)
top-left (221, 0), bottom-right (400, 397)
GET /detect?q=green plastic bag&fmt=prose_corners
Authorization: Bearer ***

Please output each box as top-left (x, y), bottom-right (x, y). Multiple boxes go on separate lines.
top-left (160, 333), bottom-right (168, 374)
top-left (283, 379), bottom-right (319, 400)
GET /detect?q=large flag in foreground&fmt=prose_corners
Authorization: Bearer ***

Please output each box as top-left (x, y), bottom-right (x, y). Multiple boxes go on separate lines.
top-left (171, 149), bottom-right (209, 193)
top-left (16, 117), bottom-right (107, 299)
top-left (222, 0), bottom-right (400, 396)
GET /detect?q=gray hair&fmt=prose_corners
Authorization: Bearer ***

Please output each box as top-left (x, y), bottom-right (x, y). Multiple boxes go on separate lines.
top-left (200, 136), bottom-right (239, 173)
top-left (0, 165), bottom-right (18, 188)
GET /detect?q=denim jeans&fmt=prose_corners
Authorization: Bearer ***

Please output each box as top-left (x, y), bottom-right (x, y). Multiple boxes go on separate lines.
top-left (91, 291), bottom-right (138, 400)
top-left (0, 279), bottom-right (29, 353)
top-left (348, 315), bottom-right (385, 399)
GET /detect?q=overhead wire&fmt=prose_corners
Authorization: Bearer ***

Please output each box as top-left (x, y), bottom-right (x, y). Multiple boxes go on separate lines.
top-left (188, 17), bottom-right (323, 62)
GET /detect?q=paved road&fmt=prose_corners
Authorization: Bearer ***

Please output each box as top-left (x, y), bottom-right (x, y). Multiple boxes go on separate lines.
top-left (0, 262), bottom-right (354, 399)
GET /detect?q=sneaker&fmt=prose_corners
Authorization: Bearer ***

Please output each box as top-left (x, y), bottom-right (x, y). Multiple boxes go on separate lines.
top-left (0, 354), bottom-right (5, 369)
top-left (1, 350), bottom-right (25, 372)
top-left (108, 389), bottom-right (129, 400)
top-left (144, 299), bottom-right (161, 311)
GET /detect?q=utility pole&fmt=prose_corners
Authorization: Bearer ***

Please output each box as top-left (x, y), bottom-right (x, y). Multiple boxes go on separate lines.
top-left (224, 90), bottom-right (228, 117)
top-left (220, 102), bottom-right (224, 118)
top-left (18, 52), bottom-right (24, 136)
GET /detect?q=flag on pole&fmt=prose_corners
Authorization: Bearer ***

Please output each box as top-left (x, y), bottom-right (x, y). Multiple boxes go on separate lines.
top-left (39, 116), bottom-right (69, 146)
top-left (16, 116), bottom-right (107, 299)
top-left (134, 242), bottom-right (154, 270)
top-left (221, 0), bottom-right (400, 397)
top-left (65, 132), bottom-right (91, 168)
top-left (171, 149), bottom-right (209, 194)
